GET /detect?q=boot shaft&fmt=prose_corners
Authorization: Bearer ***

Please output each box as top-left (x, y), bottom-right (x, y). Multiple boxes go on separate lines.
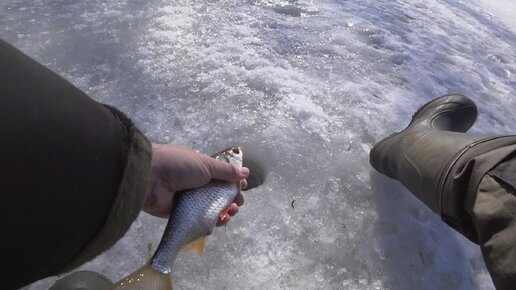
top-left (370, 94), bottom-right (486, 213)
top-left (371, 128), bottom-right (493, 212)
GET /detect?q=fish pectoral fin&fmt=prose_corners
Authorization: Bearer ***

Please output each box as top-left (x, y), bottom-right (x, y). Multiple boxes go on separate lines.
top-left (219, 207), bottom-right (231, 221)
top-left (181, 236), bottom-right (206, 256)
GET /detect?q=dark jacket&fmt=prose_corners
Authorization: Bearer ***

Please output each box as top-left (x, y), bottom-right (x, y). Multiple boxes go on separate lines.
top-left (0, 39), bottom-right (151, 290)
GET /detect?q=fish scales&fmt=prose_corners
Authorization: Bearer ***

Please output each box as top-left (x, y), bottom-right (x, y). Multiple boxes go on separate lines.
top-left (151, 181), bottom-right (239, 274)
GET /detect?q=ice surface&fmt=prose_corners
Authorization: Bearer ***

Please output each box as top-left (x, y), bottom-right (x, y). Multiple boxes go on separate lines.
top-left (1, 0), bottom-right (515, 289)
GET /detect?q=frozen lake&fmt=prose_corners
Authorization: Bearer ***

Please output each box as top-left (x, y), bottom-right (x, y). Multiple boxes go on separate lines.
top-left (2, 0), bottom-right (515, 289)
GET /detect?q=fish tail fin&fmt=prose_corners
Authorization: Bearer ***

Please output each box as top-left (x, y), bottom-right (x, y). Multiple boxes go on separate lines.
top-left (111, 263), bottom-right (173, 290)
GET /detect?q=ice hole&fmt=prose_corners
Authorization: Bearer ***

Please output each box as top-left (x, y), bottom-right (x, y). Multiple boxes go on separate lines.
top-left (242, 158), bottom-right (265, 190)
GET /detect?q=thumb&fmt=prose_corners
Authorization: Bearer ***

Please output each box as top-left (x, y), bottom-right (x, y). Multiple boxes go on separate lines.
top-left (202, 155), bottom-right (249, 182)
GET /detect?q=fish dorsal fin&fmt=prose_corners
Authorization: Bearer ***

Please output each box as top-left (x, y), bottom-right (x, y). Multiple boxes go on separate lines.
top-left (147, 243), bottom-right (153, 260)
top-left (181, 236), bottom-right (206, 256)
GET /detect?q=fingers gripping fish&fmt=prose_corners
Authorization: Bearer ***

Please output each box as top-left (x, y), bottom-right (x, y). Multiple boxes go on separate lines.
top-left (112, 147), bottom-right (244, 290)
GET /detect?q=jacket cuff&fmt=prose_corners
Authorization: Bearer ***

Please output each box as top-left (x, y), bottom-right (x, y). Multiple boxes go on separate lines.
top-left (63, 111), bottom-right (152, 272)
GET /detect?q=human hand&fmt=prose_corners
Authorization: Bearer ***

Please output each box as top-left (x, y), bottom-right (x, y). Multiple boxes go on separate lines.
top-left (144, 144), bottom-right (249, 226)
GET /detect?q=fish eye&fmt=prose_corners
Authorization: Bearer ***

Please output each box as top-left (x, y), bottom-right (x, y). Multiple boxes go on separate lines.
top-left (232, 148), bottom-right (240, 154)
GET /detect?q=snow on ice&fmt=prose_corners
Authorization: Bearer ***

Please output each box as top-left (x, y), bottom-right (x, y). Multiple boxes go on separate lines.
top-left (1, 0), bottom-right (515, 289)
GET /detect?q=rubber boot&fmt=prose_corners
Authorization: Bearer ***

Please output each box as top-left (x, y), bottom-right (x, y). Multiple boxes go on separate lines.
top-left (49, 271), bottom-right (112, 290)
top-left (369, 94), bottom-right (494, 214)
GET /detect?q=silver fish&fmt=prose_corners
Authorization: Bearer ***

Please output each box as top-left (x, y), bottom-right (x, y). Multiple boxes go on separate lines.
top-left (112, 146), bottom-right (244, 290)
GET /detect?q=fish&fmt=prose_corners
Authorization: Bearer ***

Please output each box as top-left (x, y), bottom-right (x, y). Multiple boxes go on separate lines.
top-left (111, 146), bottom-right (244, 290)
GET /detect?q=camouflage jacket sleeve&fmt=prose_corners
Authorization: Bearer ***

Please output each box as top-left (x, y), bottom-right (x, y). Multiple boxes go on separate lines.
top-left (0, 38), bottom-right (151, 290)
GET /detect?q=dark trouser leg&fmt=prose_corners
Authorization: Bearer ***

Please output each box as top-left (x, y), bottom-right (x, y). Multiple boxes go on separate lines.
top-left (469, 172), bottom-right (516, 289)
